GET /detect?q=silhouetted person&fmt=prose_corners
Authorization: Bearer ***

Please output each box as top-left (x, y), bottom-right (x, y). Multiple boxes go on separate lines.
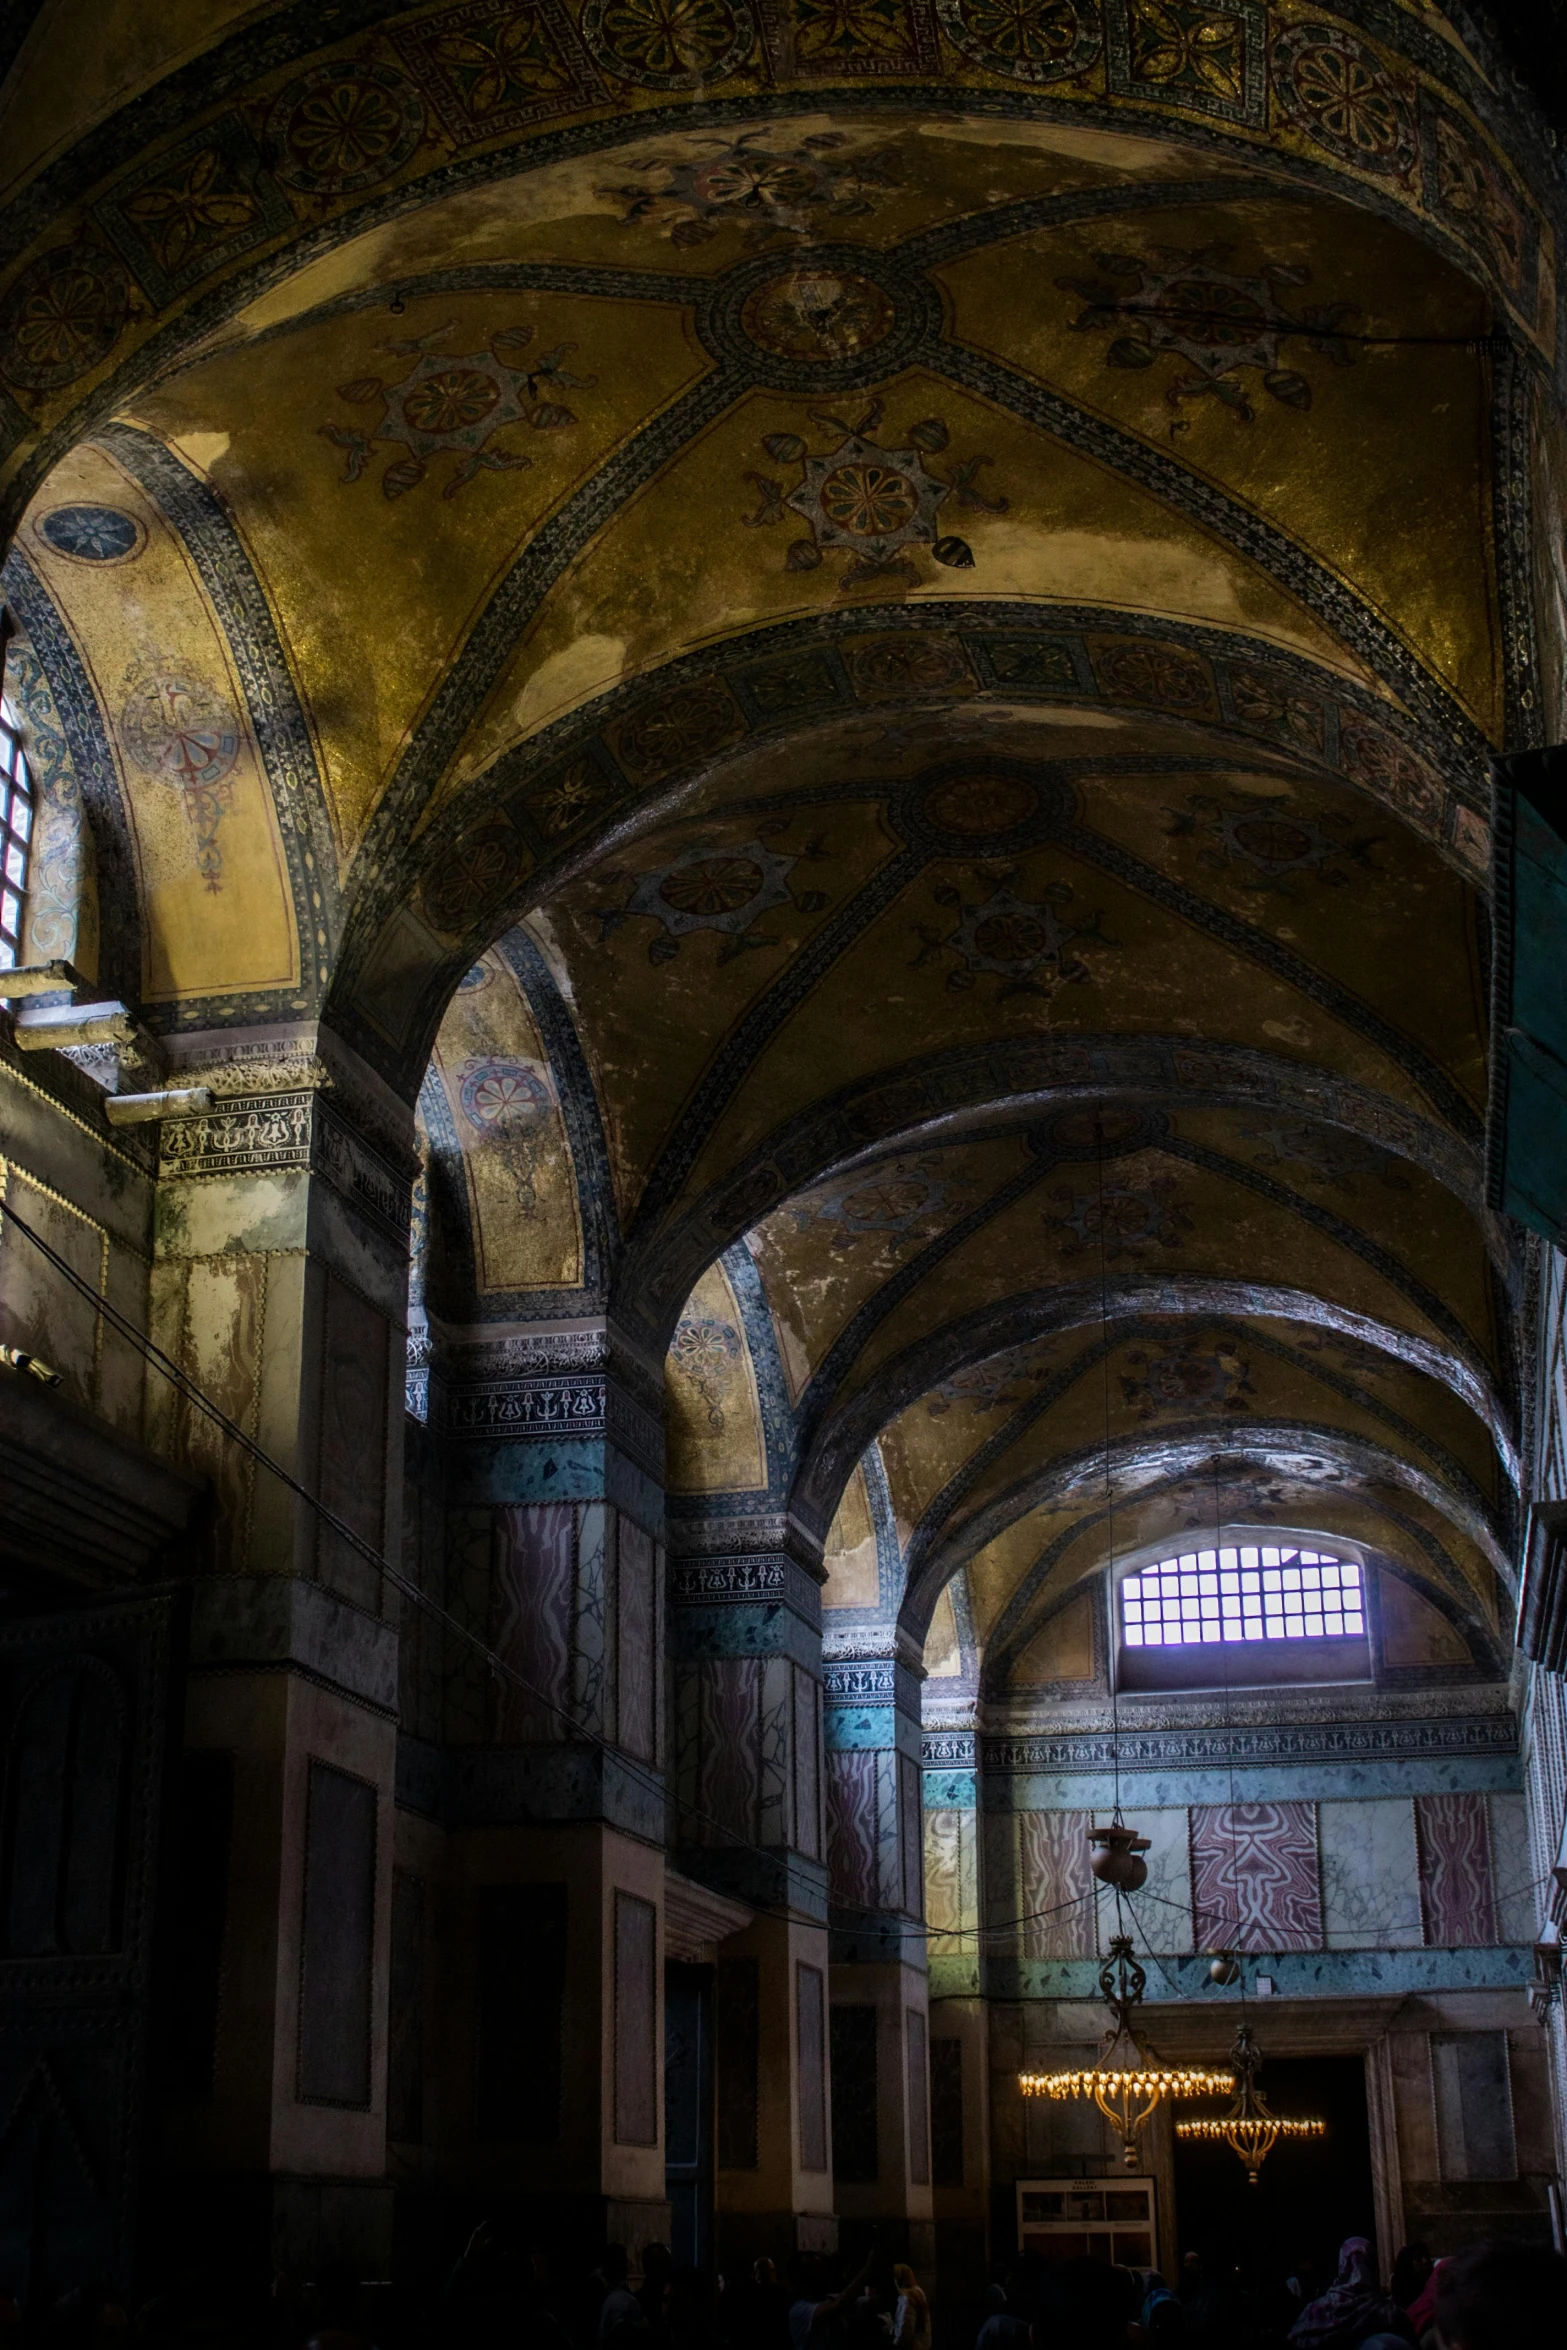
top-left (1430, 2242), bottom-right (1567, 2350)
top-left (596, 2247), bottom-right (644, 2340)
top-left (1288, 2242), bottom-right (1412, 2350)
top-left (1388, 2251), bottom-right (1431, 2315)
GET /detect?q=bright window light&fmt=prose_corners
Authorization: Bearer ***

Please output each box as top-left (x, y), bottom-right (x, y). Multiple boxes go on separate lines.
top-left (0, 702), bottom-right (33, 974)
top-left (1121, 1548), bottom-right (1364, 1647)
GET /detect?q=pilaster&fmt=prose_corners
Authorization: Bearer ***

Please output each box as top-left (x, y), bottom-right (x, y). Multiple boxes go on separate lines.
top-left (823, 1634), bottom-right (933, 2256)
top-left (667, 1508), bottom-right (835, 2257)
top-left (148, 1029), bottom-right (417, 2275)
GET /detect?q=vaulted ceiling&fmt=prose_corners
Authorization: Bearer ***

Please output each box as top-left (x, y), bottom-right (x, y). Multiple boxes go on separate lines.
top-left (1, 0), bottom-right (1555, 1698)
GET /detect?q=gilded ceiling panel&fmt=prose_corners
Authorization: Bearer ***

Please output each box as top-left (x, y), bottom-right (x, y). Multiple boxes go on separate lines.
top-left (936, 193), bottom-right (1501, 729)
top-left (449, 367), bottom-right (1368, 789)
top-left (839, 1127), bottom-right (1489, 1391)
top-left (18, 437), bottom-right (301, 1000)
top-left (426, 945), bottom-right (586, 1292)
top-left (665, 1252), bottom-right (770, 1492)
top-left (124, 286), bottom-right (714, 851)
top-left (822, 1456), bottom-right (882, 1607)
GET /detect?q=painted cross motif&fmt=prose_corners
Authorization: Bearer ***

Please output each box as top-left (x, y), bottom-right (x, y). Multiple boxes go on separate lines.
top-left (913, 867), bottom-right (1117, 998)
top-left (595, 824), bottom-right (828, 963)
top-left (1165, 787), bottom-right (1383, 891)
top-left (600, 129), bottom-right (900, 245)
top-left (319, 318), bottom-right (597, 498)
top-left (1058, 242), bottom-right (1360, 418)
top-left (742, 399), bottom-right (1004, 587)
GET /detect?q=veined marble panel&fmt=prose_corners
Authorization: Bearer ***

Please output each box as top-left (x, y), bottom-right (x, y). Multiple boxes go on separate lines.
top-left (1121, 1806), bottom-right (1194, 1956)
top-left (1319, 1798), bottom-right (1422, 1949)
top-left (1488, 1791), bottom-right (1538, 1946)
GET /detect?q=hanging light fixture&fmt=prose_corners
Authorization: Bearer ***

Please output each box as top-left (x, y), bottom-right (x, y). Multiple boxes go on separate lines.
top-left (1175, 2023), bottom-right (1326, 2183)
top-left (1020, 1935), bottom-right (1233, 2168)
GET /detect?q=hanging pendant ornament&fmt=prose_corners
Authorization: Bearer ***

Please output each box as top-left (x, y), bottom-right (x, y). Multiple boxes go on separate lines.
top-left (1175, 2023), bottom-right (1326, 2183)
top-left (1019, 1935), bottom-right (1233, 2168)
top-left (1207, 1951), bottom-right (1242, 1986)
top-left (1089, 1823), bottom-right (1150, 1891)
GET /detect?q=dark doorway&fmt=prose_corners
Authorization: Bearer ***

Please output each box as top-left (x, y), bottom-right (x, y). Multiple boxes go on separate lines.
top-left (665, 1964), bottom-right (712, 2273)
top-left (1173, 2054), bottom-right (1379, 2300)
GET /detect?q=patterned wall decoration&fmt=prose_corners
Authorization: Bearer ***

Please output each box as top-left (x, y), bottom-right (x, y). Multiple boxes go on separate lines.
top-left (1106, 0), bottom-right (1268, 128)
top-left (672, 1652), bottom-right (815, 1854)
top-left (740, 397), bottom-right (1004, 588)
top-left (1414, 1790), bottom-right (1498, 1947)
top-left (827, 1745), bottom-right (880, 1909)
top-left (911, 868), bottom-right (1118, 1001)
top-left (362, 574), bottom-right (1483, 1089)
top-left (1119, 1328), bottom-right (1253, 1420)
top-left (596, 819), bottom-right (828, 966)
top-left (788, 1153), bottom-right (978, 1259)
top-left (1189, 1799), bottom-right (1323, 1951)
top-left (1058, 241), bottom-right (1359, 420)
top-left (1018, 1807), bottom-right (1097, 1960)
top-left (489, 1499), bottom-right (579, 1741)
top-left (598, 130), bottom-right (901, 244)
top-left (1166, 787), bottom-right (1385, 894)
top-left (1044, 1172), bottom-right (1193, 1263)
top-left (320, 318), bottom-right (599, 500)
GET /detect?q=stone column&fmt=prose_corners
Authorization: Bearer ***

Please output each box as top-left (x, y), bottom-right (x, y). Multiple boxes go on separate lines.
top-left (667, 1509), bottom-right (836, 2264)
top-left (921, 1718), bottom-right (990, 2295)
top-left (147, 1037), bottom-right (417, 2278)
top-left (823, 1636), bottom-right (934, 2264)
top-left (400, 1317), bottom-right (672, 2261)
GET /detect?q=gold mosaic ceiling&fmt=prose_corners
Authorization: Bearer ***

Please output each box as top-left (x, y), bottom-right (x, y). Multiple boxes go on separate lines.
top-left (0, 1), bottom-right (1548, 1687)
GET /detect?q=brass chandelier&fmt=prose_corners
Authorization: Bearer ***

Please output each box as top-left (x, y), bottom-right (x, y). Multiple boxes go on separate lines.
top-left (1020, 1934), bottom-right (1233, 2168)
top-left (1176, 2022), bottom-right (1327, 2183)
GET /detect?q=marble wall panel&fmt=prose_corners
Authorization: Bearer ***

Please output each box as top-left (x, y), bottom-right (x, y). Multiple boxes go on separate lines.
top-left (1190, 1801), bottom-right (1322, 1951)
top-left (924, 1807), bottom-right (979, 1951)
top-left (1320, 1798), bottom-right (1423, 1949)
top-left (1415, 1793), bottom-right (1497, 1946)
top-left (489, 1500), bottom-right (574, 1743)
top-left (1487, 1791), bottom-right (1536, 1945)
top-left (827, 1748), bottom-right (879, 1909)
top-left (1123, 1805), bottom-right (1194, 1956)
top-left (1018, 1809), bottom-right (1095, 1960)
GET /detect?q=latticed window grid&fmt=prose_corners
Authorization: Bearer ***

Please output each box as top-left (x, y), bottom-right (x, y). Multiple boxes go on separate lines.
top-left (1121, 1547), bottom-right (1365, 1647)
top-left (0, 705), bottom-right (33, 973)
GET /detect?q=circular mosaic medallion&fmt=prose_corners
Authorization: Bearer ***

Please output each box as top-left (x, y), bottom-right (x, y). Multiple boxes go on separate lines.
top-left (935, 0), bottom-right (1102, 84)
top-left (1033, 1104), bottom-right (1165, 1163)
top-left (1272, 24), bottom-right (1417, 178)
top-left (847, 634), bottom-right (971, 697)
top-left (923, 773), bottom-right (1038, 835)
top-left (701, 243), bottom-right (937, 394)
top-left (422, 818), bottom-right (525, 934)
top-left (836, 1171), bottom-right (938, 1231)
top-left (1338, 722), bottom-right (1441, 821)
top-left (616, 682), bottom-right (740, 776)
top-left (1226, 812), bottom-right (1320, 869)
top-left (0, 241), bottom-right (129, 392)
top-left (266, 61), bottom-right (426, 194)
top-left (741, 268), bottom-right (896, 365)
top-left (658, 854), bottom-right (765, 917)
top-left (819, 459), bottom-right (920, 537)
top-left (581, 0), bottom-right (756, 87)
top-left (900, 760), bottom-right (1073, 853)
top-left (401, 367), bottom-right (501, 435)
top-left (121, 672), bottom-right (240, 793)
top-left (1096, 639), bottom-right (1211, 711)
top-left (35, 504), bottom-right (144, 564)
top-left (459, 1056), bottom-right (552, 1131)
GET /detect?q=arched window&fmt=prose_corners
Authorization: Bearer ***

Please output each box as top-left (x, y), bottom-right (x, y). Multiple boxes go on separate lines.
top-left (1116, 1536), bottom-right (1371, 1692)
top-left (0, 697), bottom-right (33, 974)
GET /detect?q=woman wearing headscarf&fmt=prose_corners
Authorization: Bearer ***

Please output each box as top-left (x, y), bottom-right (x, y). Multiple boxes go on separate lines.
top-left (1287, 2240), bottom-right (1415, 2350)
